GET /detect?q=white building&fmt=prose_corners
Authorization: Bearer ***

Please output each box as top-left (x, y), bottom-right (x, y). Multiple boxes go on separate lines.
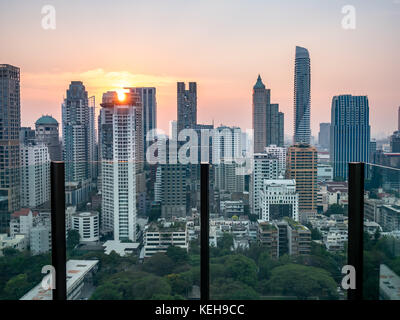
top-left (212, 125), bottom-right (242, 163)
top-left (259, 179), bottom-right (299, 221)
top-left (250, 153), bottom-right (279, 215)
top-left (20, 144), bottom-right (50, 208)
top-left (265, 144), bottom-right (286, 176)
top-left (100, 91), bottom-right (139, 241)
top-left (71, 211), bottom-right (100, 243)
top-left (144, 220), bottom-right (188, 257)
top-left (30, 225), bottom-right (51, 255)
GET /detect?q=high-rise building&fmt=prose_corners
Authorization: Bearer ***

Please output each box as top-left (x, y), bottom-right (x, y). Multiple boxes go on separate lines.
top-left (214, 160), bottom-right (244, 194)
top-left (213, 125), bottom-right (242, 163)
top-left (154, 138), bottom-right (187, 219)
top-left (286, 144), bottom-right (318, 221)
top-left (35, 115), bottom-right (62, 161)
top-left (250, 153), bottom-right (279, 216)
top-left (0, 64), bottom-right (21, 232)
top-left (130, 87), bottom-right (157, 154)
top-left (318, 123), bottom-right (330, 150)
top-left (62, 81), bottom-right (91, 205)
top-left (259, 179), bottom-right (299, 221)
top-left (293, 46), bottom-right (311, 144)
top-left (20, 144), bottom-right (50, 208)
top-left (265, 144), bottom-right (286, 177)
top-left (177, 82), bottom-right (197, 133)
top-left (330, 95), bottom-right (370, 179)
top-left (252, 75), bottom-right (284, 153)
top-left (100, 90), bottom-right (139, 241)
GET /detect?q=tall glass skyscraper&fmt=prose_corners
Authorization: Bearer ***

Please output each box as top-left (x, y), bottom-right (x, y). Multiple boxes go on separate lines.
top-left (330, 94), bottom-right (370, 179)
top-left (0, 64), bottom-right (21, 232)
top-left (293, 46), bottom-right (311, 144)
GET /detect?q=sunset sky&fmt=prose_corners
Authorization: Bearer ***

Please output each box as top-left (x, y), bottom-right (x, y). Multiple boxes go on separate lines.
top-left (1, 0), bottom-right (399, 139)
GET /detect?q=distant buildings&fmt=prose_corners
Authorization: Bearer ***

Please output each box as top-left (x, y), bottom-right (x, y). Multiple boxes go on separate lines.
top-left (259, 179), bottom-right (299, 221)
top-left (286, 144), bottom-right (318, 221)
top-left (318, 123), bottom-right (330, 150)
top-left (317, 164), bottom-right (333, 182)
top-left (293, 46), bottom-right (311, 144)
top-left (0, 64), bottom-right (21, 233)
top-left (330, 94), bottom-right (370, 179)
top-left (252, 75), bottom-right (284, 153)
top-left (177, 82), bottom-right (197, 133)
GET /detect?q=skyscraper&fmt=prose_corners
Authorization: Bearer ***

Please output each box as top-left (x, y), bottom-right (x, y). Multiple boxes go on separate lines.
top-left (330, 95), bottom-right (370, 179)
top-left (0, 64), bottom-right (21, 232)
top-left (286, 144), bottom-right (318, 221)
top-left (177, 82), bottom-right (197, 134)
top-left (35, 115), bottom-right (62, 161)
top-left (252, 75), bottom-right (284, 153)
top-left (293, 46), bottom-right (311, 144)
top-left (130, 87), bottom-right (157, 154)
top-left (100, 90), bottom-right (140, 241)
top-left (62, 81), bottom-right (91, 205)
top-left (398, 106), bottom-right (400, 131)
top-left (318, 123), bottom-right (330, 150)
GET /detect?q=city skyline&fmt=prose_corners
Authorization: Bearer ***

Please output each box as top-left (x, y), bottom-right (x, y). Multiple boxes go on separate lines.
top-left (1, 0), bottom-right (399, 139)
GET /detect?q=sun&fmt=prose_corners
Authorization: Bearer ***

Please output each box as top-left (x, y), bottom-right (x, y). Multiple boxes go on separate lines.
top-left (116, 88), bottom-right (129, 102)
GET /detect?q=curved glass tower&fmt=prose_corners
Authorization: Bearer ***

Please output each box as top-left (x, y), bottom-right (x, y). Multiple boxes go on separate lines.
top-left (293, 46), bottom-right (311, 144)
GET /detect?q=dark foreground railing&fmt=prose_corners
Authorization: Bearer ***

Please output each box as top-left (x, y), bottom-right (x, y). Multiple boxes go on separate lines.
top-left (50, 161), bottom-right (67, 300)
top-left (347, 162), bottom-right (364, 300)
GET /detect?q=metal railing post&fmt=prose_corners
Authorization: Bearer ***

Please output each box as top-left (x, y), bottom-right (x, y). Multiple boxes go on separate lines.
top-left (200, 163), bottom-right (210, 301)
top-left (347, 162), bottom-right (364, 300)
top-left (50, 161), bottom-right (67, 300)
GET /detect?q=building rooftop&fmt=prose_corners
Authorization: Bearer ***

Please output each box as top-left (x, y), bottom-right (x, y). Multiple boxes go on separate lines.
top-left (20, 260), bottom-right (98, 300)
top-left (35, 115), bottom-right (58, 125)
top-left (103, 240), bottom-right (140, 256)
top-left (253, 74), bottom-right (265, 89)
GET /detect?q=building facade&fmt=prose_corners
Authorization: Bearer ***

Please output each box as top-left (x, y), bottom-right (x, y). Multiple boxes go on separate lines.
top-left (100, 90), bottom-right (139, 241)
top-left (330, 94), bottom-right (370, 179)
top-left (0, 64), bottom-right (21, 233)
top-left (286, 144), bottom-right (318, 220)
top-left (259, 179), bottom-right (299, 221)
top-left (250, 153), bottom-right (279, 216)
top-left (35, 115), bottom-right (62, 161)
top-left (177, 82), bottom-right (197, 133)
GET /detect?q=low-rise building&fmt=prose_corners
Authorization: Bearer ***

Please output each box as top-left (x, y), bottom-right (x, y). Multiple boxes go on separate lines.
top-left (0, 234), bottom-right (27, 256)
top-left (144, 220), bottom-right (188, 257)
top-left (71, 211), bottom-right (99, 243)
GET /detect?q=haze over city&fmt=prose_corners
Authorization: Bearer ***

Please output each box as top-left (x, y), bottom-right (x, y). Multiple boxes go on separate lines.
top-left (1, 0), bottom-right (399, 139)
